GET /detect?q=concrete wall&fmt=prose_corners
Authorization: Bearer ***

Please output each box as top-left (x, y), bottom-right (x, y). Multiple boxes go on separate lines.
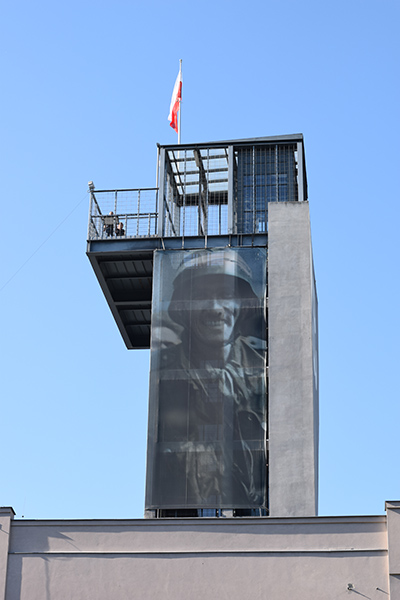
top-left (0, 509), bottom-right (14, 600)
top-left (386, 501), bottom-right (400, 598)
top-left (1, 512), bottom-right (392, 600)
top-left (268, 202), bottom-right (319, 517)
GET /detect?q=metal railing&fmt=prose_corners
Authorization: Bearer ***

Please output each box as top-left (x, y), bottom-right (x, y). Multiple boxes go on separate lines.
top-left (87, 139), bottom-right (305, 241)
top-left (88, 187), bottom-right (158, 240)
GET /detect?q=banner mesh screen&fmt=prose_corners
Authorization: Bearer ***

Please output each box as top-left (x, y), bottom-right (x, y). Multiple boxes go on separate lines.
top-left (146, 248), bottom-right (267, 510)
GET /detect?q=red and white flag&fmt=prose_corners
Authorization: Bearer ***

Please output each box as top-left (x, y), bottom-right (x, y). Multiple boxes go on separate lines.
top-left (168, 68), bottom-right (182, 134)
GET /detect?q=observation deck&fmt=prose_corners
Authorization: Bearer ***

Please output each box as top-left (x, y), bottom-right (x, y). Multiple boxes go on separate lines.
top-left (87, 135), bottom-right (307, 349)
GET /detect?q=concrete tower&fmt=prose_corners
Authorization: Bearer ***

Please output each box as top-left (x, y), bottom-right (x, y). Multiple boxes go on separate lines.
top-left (87, 134), bottom-right (318, 518)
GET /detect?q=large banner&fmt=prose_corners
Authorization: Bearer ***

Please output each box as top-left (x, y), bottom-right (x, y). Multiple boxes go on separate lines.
top-left (146, 248), bottom-right (267, 510)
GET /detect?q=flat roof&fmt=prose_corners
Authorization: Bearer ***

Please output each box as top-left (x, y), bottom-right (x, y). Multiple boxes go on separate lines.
top-left (158, 133), bottom-right (304, 151)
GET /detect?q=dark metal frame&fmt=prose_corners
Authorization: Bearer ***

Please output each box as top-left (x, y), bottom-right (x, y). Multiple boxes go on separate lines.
top-left (87, 135), bottom-right (307, 350)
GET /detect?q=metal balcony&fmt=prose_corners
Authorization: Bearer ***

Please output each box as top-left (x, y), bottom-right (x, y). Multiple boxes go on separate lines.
top-left (87, 135), bottom-right (307, 349)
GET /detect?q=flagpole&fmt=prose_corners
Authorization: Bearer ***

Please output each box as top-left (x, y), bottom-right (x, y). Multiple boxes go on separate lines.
top-left (178, 59), bottom-right (182, 145)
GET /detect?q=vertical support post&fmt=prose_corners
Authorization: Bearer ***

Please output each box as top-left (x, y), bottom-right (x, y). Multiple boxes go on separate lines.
top-left (155, 145), bottom-right (160, 191)
top-left (158, 148), bottom-right (166, 237)
top-left (227, 145), bottom-right (235, 234)
top-left (205, 148), bottom-right (209, 242)
top-left (252, 145), bottom-right (256, 234)
top-left (182, 149), bottom-right (186, 241)
top-left (297, 141), bottom-right (304, 202)
top-left (137, 190), bottom-right (141, 236)
top-left (197, 161), bottom-right (201, 237)
top-left (155, 145), bottom-right (160, 235)
top-left (87, 182), bottom-right (94, 240)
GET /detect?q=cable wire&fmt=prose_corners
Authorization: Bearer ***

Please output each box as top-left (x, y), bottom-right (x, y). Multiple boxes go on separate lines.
top-left (0, 193), bottom-right (88, 293)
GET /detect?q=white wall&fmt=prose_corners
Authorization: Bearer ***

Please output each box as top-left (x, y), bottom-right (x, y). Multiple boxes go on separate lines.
top-left (3, 513), bottom-right (391, 600)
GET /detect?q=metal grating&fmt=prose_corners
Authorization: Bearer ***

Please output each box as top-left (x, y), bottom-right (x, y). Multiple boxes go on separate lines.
top-left (235, 144), bottom-right (299, 234)
top-left (163, 147), bottom-right (229, 237)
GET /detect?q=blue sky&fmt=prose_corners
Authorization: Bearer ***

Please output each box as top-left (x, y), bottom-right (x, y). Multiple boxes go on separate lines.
top-left (1, 0), bottom-right (399, 519)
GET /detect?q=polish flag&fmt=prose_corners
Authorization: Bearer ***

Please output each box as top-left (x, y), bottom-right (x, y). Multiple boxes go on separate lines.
top-left (168, 69), bottom-right (182, 133)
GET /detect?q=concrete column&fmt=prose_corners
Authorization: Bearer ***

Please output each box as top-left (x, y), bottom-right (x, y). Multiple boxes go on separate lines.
top-left (268, 202), bottom-right (319, 517)
top-left (0, 507), bottom-right (15, 600)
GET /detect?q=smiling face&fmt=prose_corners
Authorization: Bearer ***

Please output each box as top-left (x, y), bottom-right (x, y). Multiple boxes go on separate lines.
top-left (189, 276), bottom-right (242, 347)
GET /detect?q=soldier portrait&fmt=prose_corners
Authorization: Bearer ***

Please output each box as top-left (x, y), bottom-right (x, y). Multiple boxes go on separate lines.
top-left (146, 248), bottom-right (267, 510)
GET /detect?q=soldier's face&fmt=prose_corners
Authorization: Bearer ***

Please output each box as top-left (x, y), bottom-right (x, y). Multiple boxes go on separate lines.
top-left (190, 278), bottom-right (241, 346)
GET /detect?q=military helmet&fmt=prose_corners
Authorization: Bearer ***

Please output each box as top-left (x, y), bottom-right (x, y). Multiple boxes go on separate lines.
top-left (168, 249), bottom-right (260, 326)
top-left (172, 249), bottom-right (255, 290)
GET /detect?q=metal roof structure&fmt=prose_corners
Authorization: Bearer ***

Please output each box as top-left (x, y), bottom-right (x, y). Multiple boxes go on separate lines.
top-left (87, 135), bottom-right (307, 349)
